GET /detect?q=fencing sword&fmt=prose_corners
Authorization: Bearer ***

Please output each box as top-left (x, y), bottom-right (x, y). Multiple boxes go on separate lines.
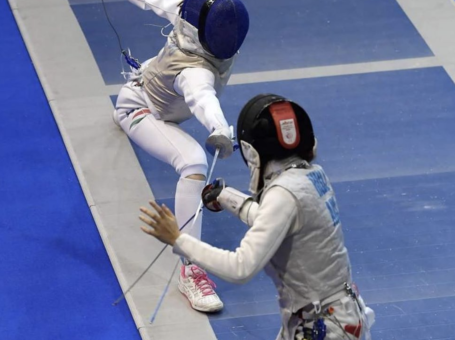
top-left (112, 212), bottom-right (196, 306)
top-left (113, 148), bottom-right (221, 306)
top-left (147, 147), bottom-right (220, 323)
top-left (187, 147), bottom-right (220, 234)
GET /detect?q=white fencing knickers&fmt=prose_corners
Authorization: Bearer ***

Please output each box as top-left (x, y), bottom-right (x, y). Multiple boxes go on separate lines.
top-left (114, 80), bottom-right (207, 239)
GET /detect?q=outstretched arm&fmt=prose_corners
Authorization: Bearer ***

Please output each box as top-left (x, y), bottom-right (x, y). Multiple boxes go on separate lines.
top-left (174, 68), bottom-right (229, 133)
top-left (127, 0), bottom-right (180, 24)
top-left (175, 68), bottom-right (234, 158)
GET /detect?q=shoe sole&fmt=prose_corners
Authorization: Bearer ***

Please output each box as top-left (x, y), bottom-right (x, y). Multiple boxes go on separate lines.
top-left (178, 283), bottom-right (223, 313)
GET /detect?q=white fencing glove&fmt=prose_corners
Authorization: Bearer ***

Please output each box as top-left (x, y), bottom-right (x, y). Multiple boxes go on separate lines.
top-left (205, 126), bottom-right (234, 159)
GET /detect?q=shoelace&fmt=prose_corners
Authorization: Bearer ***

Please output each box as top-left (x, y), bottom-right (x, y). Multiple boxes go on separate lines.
top-left (190, 266), bottom-right (216, 296)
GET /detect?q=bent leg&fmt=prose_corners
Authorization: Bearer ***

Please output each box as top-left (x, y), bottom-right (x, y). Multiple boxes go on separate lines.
top-left (324, 298), bottom-right (364, 340)
top-left (115, 87), bottom-right (207, 239)
top-left (115, 83), bottom-right (223, 312)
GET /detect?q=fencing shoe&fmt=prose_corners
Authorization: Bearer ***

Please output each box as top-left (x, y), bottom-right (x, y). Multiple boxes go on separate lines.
top-left (178, 264), bottom-right (223, 312)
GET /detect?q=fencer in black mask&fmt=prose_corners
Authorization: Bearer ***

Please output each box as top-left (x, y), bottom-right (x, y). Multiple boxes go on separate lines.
top-left (139, 94), bottom-right (375, 340)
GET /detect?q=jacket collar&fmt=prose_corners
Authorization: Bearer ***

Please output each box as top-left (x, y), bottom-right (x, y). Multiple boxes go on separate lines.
top-left (263, 155), bottom-right (309, 185)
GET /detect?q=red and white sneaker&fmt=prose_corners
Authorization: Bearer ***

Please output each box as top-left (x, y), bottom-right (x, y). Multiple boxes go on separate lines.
top-left (178, 264), bottom-right (223, 312)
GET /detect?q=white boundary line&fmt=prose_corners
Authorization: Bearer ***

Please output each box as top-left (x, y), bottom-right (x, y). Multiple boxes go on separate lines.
top-left (106, 56), bottom-right (440, 95)
top-left (397, 0), bottom-right (455, 84)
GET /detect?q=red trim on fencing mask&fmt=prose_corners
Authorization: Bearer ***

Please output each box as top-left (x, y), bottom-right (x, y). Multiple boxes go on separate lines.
top-left (269, 102), bottom-right (300, 149)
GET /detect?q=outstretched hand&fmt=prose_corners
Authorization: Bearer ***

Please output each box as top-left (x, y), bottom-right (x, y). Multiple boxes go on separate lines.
top-left (139, 201), bottom-right (181, 246)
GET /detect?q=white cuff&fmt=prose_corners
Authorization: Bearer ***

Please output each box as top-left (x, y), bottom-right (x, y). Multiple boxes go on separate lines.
top-left (238, 200), bottom-right (258, 227)
top-left (218, 187), bottom-right (253, 217)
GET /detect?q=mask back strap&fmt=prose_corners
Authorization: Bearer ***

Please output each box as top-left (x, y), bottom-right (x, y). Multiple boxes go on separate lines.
top-left (269, 102), bottom-right (300, 149)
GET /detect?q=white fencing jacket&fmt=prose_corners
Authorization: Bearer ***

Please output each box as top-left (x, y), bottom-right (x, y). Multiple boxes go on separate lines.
top-left (173, 156), bottom-right (353, 339)
top-left (127, 0), bottom-right (232, 131)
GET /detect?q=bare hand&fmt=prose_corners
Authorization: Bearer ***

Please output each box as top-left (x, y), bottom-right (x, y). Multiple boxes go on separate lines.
top-left (139, 201), bottom-right (181, 246)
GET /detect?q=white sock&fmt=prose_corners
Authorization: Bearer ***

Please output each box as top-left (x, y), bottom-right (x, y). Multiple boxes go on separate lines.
top-left (175, 177), bottom-right (205, 240)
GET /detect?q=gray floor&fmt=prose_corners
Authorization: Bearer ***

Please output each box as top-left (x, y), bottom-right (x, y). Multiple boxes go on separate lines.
top-left (9, 0), bottom-right (216, 338)
top-left (9, 0), bottom-right (455, 338)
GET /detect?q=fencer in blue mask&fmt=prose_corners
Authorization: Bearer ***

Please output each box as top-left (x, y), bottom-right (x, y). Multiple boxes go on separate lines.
top-left (114, 0), bottom-right (249, 312)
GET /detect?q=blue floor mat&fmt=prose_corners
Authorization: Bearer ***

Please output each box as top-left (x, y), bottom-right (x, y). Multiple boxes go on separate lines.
top-left (0, 1), bottom-right (140, 339)
top-left (120, 67), bottom-right (455, 339)
top-left (71, 0), bottom-right (433, 85)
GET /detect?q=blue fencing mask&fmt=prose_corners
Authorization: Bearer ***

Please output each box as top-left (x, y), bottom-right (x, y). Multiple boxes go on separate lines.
top-left (180, 0), bottom-right (249, 59)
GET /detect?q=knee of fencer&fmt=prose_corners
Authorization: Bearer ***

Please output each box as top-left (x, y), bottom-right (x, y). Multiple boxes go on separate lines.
top-left (180, 163), bottom-right (208, 181)
top-left (186, 174), bottom-right (206, 181)
top-left (113, 108), bottom-right (128, 124)
top-left (112, 109), bottom-right (121, 126)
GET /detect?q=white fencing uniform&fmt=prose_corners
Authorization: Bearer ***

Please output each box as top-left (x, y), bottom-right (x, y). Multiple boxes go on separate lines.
top-left (173, 155), bottom-right (374, 339)
top-left (114, 0), bottom-right (236, 239)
